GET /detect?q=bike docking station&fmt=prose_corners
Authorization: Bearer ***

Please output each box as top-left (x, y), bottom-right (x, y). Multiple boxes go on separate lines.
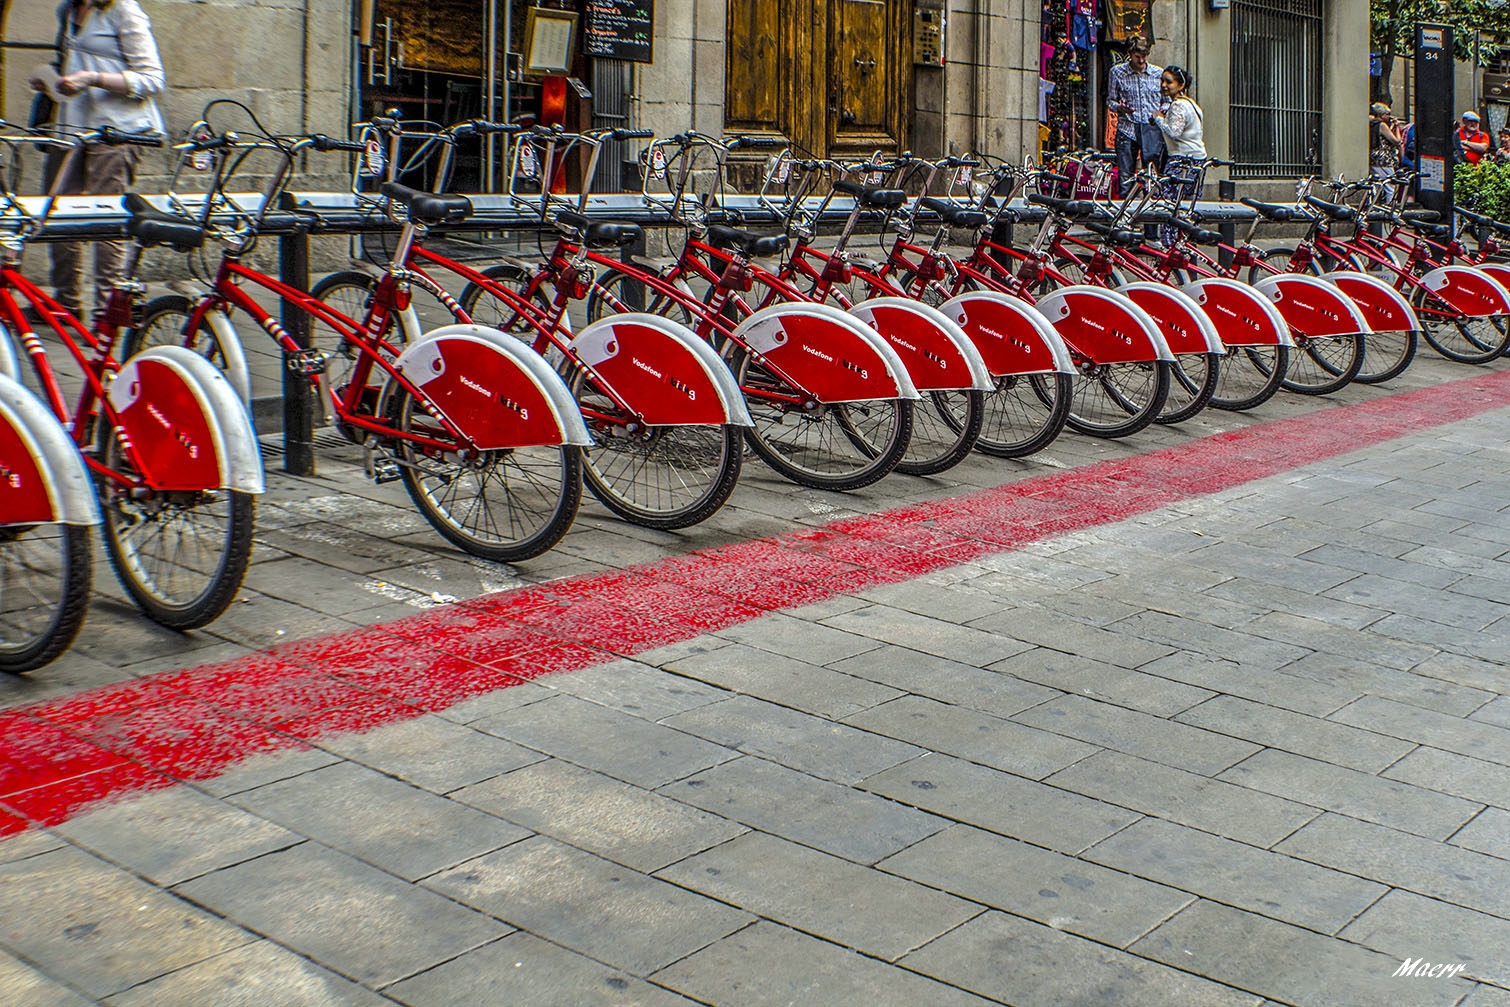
top-left (24, 190), bottom-right (1267, 477)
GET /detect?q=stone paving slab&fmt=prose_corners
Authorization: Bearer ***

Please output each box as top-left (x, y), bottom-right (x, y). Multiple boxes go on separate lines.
top-left (1, 359), bottom-right (1509, 1005)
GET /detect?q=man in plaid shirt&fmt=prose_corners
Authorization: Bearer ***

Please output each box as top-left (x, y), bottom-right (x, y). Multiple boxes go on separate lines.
top-left (1107, 37), bottom-right (1164, 197)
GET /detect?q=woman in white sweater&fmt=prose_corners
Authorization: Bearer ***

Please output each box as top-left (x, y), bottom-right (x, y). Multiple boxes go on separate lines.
top-left (1152, 65), bottom-right (1204, 244)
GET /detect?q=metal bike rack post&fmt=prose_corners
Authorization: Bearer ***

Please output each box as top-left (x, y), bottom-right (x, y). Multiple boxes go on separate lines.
top-left (279, 224), bottom-right (316, 476)
top-left (1218, 179), bottom-right (1236, 270)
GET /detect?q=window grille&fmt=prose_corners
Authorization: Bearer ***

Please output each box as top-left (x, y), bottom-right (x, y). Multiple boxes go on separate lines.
top-left (1229, 0), bottom-right (1323, 179)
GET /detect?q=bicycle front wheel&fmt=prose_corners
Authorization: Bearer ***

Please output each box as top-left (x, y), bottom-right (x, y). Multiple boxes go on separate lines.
top-left (97, 427), bottom-right (255, 630)
top-left (1065, 361), bottom-right (1171, 438)
top-left (974, 373), bottom-right (1071, 458)
top-left (1281, 333), bottom-right (1364, 395)
top-left (0, 522), bottom-right (91, 673)
top-left (1156, 352), bottom-right (1221, 425)
top-left (1210, 345), bottom-right (1289, 412)
top-left (737, 351), bottom-right (912, 491)
top-left (387, 387), bottom-right (583, 562)
top-left (894, 390), bottom-right (984, 477)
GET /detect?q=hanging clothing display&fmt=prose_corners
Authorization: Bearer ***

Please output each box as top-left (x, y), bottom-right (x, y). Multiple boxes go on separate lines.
top-left (1040, 0), bottom-right (1100, 157)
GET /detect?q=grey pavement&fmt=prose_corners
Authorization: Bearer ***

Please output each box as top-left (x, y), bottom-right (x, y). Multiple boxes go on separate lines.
top-left (1, 350), bottom-right (1509, 1005)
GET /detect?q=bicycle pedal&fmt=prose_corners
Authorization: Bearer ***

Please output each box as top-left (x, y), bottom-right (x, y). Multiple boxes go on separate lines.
top-left (285, 348), bottom-right (329, 376)
top-left (370, 457), bottom-right (402, 484)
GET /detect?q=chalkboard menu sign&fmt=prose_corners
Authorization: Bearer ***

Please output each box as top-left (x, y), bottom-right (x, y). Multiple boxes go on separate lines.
top-left (584, 0), bottom-right (654, 63)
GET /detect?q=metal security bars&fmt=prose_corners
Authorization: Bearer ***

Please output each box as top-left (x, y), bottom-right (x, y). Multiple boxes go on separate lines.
top-left (1229, 0), bottom-right (1324, 179)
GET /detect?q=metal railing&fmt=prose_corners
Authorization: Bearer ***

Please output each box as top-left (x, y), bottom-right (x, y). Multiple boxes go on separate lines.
top-left (1229, 0), bottom-right (1324, 180)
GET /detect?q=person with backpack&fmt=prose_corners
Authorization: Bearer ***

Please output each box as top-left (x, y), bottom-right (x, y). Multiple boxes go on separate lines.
top-left (27, 0), bottom-right (165, 320)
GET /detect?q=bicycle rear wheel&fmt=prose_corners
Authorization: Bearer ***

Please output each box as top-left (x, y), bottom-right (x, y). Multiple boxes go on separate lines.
top-left (1065, 361), bottom-right (1171, 438)
top-left (894, 390), bottom-right (984, 476)
top-left (1413, 289), bottom-right (1510, 364)
top-left (97, 426), bottom-right (256, 630)
top-left (1156, 352), bottom-right (1221, 425)
top-left (1210, 345), bottom-right (1289, 411)
top-left (736, 350), bottom-right (912, 491)
top-left (573, 366), bottom-right (742, 528)
top-left (386, 386), bottom-right (582, 562)
top-left (1280, 333), bottom-right (1364, 395)
top-left (129, 295), bottom-right (237, 382)
top-left (0, 522), bottom-right (91, 673)
top-left (975, 373), bottom-right (1071, 458)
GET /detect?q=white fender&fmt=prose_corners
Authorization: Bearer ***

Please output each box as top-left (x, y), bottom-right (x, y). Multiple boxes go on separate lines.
top-left (0, 321), bottom-right (19, 381)
top-left (0, 374), bottom-right (99, 526)
top-left (112, 347), bottom-right (265, 494)
top-left (1325, 272), bottom-right (1422, 334)
top-left (847, 298), bottom-right (993, 392)
top-left (937, 291), bottom-right (1075, 376)
top-left (732, 302), bottom-right (920, 404)
top-left (1253, 274), bottom-right (1371, 337)
top-left (1183, 277), bottom-right (1294, 347)
top-left (1035, 285), bottom-right (1176, 363)
top-left (569, 313), bottom-right (752, 426)
top-left (1119, 282), bottom-right (1226, 355)
top-left (1419, 265), bottom-right (1510, 317)
top-left (199, 309), bottom-right (253, 407)
top-left (393, 324), bottom-right (592, 449)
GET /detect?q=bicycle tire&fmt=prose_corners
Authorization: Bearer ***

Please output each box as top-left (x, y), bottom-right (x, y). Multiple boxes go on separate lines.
top-left (128, 294), bottom-right (235, 376)
top-left (571, 369), bottom-right (743, 529)
top-left (1307, 246), bottom-right (1417, 383)
top-left (1064, 360), bottom-right (1171, 438)
top-left (1156, 352), bottom-right (1221, 425)
top-left (307, 270), bottom-right (422, 428)
top-left (1280, 332), bottom-right (1365, 395)
top-left (735, 348), bottom-right (912, 491)
top-left (1246, 246), bottom-right (1293, 284)
top-left (459, 262), bottom-right (571, 340)
top-left (1210, 345), bottom-right (1289, 412)
top-left (583, 262), bottom-right (699, 328)
top-left (1412, 287), bottom-right (1510, 364)
top-left (0, 522), bottom-right (91, 673)
top-left (892, 390), bottom-right (984, 476)
top-left (97, 424), bottom-right (255, 629)
top-left (386, 385), bottom-right (582, 562)
top-left (973, 373), bottom-right (1071, 458)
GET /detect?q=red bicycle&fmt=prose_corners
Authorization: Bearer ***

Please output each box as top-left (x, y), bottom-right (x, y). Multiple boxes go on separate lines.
top-left (0, 125), bottom-right (261, 669)
top-left (132, 102), bottom-right (591, 562)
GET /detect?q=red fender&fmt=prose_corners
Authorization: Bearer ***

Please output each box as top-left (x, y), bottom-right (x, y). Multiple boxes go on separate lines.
top-left (1182, 277), bottom-right (1293, 347)
top-left (1327, 272), bottom-right (1421, 333)
top-left (1035, 285), bottom-right (1175, 364)
top-left (0, 375), bottom-right (97, 526)
top-left (1120, 283), bottom-right (1225, 355)
top-left (1470, 261), bottom-right (1510, 302)
top-left (109, 353), bottom-right (233, 492)
top-left (395, 325), bottom-right (592, 450)
top-left (732, 303), bottom-right (918, 404)
top-left (569, 314), bottom-right (751, 426)
top-left (1253, 274), bottom-right (1370, 338)
top-left (1418, 266), bottom-right (1510, 317)
top-left (936, 291), bottom-right (1075, 377)
top-left (848, 298), bottom-right (992, 392)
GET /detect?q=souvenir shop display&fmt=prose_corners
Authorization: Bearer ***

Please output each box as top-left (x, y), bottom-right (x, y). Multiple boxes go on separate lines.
top-left (1039, 1), bottom-right (1100, 157)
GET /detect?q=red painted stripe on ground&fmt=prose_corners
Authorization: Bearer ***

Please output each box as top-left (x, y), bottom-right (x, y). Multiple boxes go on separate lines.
top-left (4, 368), bottom-right (1510, 830)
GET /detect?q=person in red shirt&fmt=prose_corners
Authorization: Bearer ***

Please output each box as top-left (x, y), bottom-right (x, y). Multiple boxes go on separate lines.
top-left (1456, 110), bottom-right (1491, 164)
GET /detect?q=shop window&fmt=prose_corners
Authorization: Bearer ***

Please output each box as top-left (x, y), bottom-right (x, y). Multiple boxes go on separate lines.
top-left (1229, 0), bottom-right (1323, 179)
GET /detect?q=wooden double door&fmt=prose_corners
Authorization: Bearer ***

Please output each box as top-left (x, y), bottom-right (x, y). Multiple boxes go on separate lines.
top-left (725, 0), bottom-right (912, 158)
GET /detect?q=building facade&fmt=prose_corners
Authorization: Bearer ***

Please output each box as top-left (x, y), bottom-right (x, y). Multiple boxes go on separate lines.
top-left (1, 0), bottom-right (1369, 193)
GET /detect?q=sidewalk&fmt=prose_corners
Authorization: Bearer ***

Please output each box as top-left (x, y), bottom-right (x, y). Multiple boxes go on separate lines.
top-left (1, 353), bottom-right (1508, 1006)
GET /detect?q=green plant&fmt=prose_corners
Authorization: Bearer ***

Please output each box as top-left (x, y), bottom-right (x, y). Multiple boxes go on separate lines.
top-left (1454, 161), bottom-right (1510, 219)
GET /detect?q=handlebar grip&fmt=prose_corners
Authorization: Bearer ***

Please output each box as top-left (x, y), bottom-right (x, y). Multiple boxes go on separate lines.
top-left (185, 133), bottom-right (235, 153)
top-left (1041, 172), bottom-right (1074, 185)
top-left (310, 134), bottom-right (366, 153)
top-left (729, 135), bottom-right (789, 150)
top-left (472, 120), bottom-right (521, 135)
top-left (1207, 158), bottom-right (1236, 168)
top-left (611, 128), bottom-right (655, 140)
top-left (98, 128), bottom-right (164, 148)
top-left (942, 156), bottom-right (982, 168)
